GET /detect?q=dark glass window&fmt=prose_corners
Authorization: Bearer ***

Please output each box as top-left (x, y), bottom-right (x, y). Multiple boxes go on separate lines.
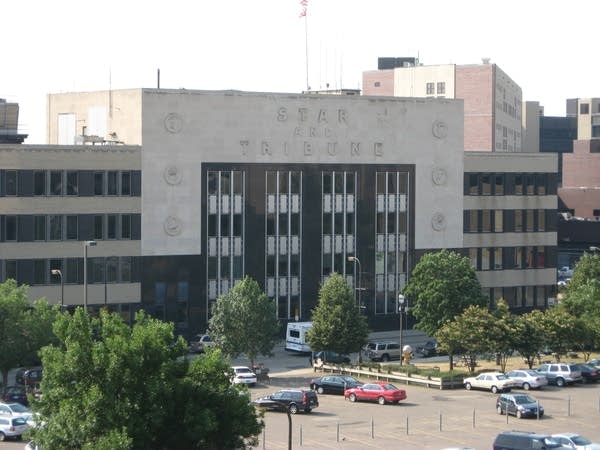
top-left (34, 260), bottom-right (47, 285)
top-left (279, 172), bottom-right (289, 193)
top-left (376, 173), bottom-right (386, 194)
top-left (514, 174), bottom-right (523, 195)
top-left (208, 171), bottom-right (219, 194)
top-left (120, 257), bottom-right (131, 282)
top-left (322, 172), bottom-right (333, 194)
top-left (279, 214), bottom-right (288, 235)
top-left (233, 171), bottom-right (243, 194)
top-left (208, 215), bottom-right (217, 236)
top-left (34, 215), bottom-right (46, 241)
top-left (334, 173), bottom-right (344, 193)
top-left (66, 171), bottom-right (78, 195)
top-left (514, 210), bottom-right (523, 232)
top-left (120, 172), bottom-right (131, 196)
top-left (481, 174), bottom-right (491, 195)
top-left (468, 210), bottom-right (478, 232)
top-left (468, 174), bottom-right (479, 195)
top-left (107, 171), bottom-right (118, 195)
top-left (232, 214), bottom-right (242, 236)
top-left (66, 258), bottom-right (78, 283)
top-left (526, 210), bottom-right (534, 232)
top-left (220, 214), bottom-right (230, 235)
top-left (50, 171), bottom-right (62, 195)
top-left (376, 212), bottom-right (386, 234)
top-left (49, 259), bottom-right (62, 284)
top-left (107, 215), bottom-right (117, 239)
top-left (207, 256), bottom-right (218, 278)
top-left (34, 171), bottom-right (46, 195)
top-left (221, 172), bottom-right (232, 195)
top-left (266, 255), bottom-right (276, 277)
top-left (322, 213), bottom-right (332, 234)
top-left (525, 174), bottom-right (535, 195)
top-left (334, 213), bottom-right (343, 234)
top-left (387, 212), bottom-right (396, 233)
top-left (494, 210), bottom-right (503, 232)
top-left (5, 171), bottom-right (17, 195)
top-left (346, 173), bottom-right (354, 193)
top-left (346, 213), bottom-right (354, 234)
top-left (232, 256), bottom-right (243, 278)
top-left (266, 172), bottom-right (277, 193)
top-left (290, 214), bottom-right (300, 235)
top-left (66, 215), bottom-right (78, 240)
top-left (266, 214), bottom-right (275, 235)
top-left (107, 257), bottom-right (118, 282)
top-left (536, 173), bottom-right (546, 195)
top-left (5, 216), bottom-right (17, 241)
top-left (94, 215), bottom-right (104, 240)
top-left (494, 174), bottom-right (504, 195)
top-left (94, 172), bottom-right (104, 195)
top-left (387, 172), bottom-right (396, 193)
top-left (290, 172), bottom-right (301, 194)
top-left (49, 215), bottom-right (62, 240)
top-left (481, 210), bottom-right (491, 232)
top-left (121, 215), bottom-right (131, 239)
top-left (220, 256), bottom-right (230, 278)
top-left (5, 260), bottom-right (17, 280)
top-left (537, 210), bottom-right (545, 231)
top-left (398, 172), bottom-right (408, 194)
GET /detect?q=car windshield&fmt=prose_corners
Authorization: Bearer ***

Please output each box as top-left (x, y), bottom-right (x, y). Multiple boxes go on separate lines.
top-left (235, 368), bottom-right (252, 374)
top-left (495, 374), bottom-right (508, 380)
top-left (514, 395), bottom-right (536, 404)
top-left (569, 435), bottom-right (592, 445)
top-left (383, 383), bottom-right (397, 390)
top-left (525, 370), bottom-right (539, 376)
top-left (366, 343), bottom-right (377, 350)
top-left (8, 403), bottom-right (29, 413)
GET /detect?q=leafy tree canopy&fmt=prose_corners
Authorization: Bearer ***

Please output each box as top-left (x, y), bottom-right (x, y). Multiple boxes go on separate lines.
top-left (0, 279), bottom-right (59, 392)
top-left (31, 309), bottom-right (262, 450)
top-left (307, 273), bottom-right (369, 356)
top-left (403, 250), bottom-right (487, 336)
top-left (563, 252), bottom-right (600, 318)
top-left (513, 309), bottom-right (547, 369)
top-left (209, 276), bottom-right (280, 368)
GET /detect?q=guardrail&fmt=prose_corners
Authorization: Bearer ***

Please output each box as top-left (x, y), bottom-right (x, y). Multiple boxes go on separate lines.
top-left (315, 364), bottom-right (465, 390)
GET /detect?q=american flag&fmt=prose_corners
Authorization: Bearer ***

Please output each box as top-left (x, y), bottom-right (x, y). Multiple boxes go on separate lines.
top-left (299, 0), bottom-right (307, 17)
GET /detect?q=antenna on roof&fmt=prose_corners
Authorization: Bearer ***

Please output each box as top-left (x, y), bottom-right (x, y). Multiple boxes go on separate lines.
top-left (157, 68), bottom-right (161, 89)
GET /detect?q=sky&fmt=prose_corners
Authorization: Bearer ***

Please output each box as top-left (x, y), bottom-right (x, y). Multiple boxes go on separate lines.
top-left (2, 0), bottom-right (599, 144)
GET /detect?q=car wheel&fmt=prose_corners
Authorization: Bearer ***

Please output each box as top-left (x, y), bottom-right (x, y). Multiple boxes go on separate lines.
top-left (349, 393), bottom-right (357, 402)
top-left (497, 405), bottom-right (503, 415)
top-left (516, 410), bottom-right (522, 419)
top-left (317, 386), bottom-right (324, 395)
top-left (556, 377), bottom-right (565, 387)
top-left (381, 354), bottom-right (390, 362)
top-left (465, 382), bottom-right (472, 390)
top-left (491, 386), bottom-right (498, 394)
top-left (0, 432), bottom-right (5, 442)
top-left (288, 403), bottom-right (299, 414)
top-left (523, 382), bottom-right (530, 390)
top-left (378, 396), bottom-right (386, 405)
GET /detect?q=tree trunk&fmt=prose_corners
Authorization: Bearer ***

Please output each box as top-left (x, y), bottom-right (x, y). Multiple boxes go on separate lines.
top-left (449, 354), bottom-right (454, 371)
top-left (1, 370), bottom-right (8, 395)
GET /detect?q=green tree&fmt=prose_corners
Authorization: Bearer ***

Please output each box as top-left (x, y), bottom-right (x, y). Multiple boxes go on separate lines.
top-left (307, 273), bottom-right (369, 357)
top-left (403, 250), bottom-right (487, 337)
top-left (513, 309), bottom-right (547, 369)
top-left (541, 306), bottom-right (578, 361)
top-left (488, 300), bottom-right (517, 373)
top-left (435, 305), bottom-right (495, 373)
top-left (31, 309), bottom-right (262, 450)
top-left (568, 251), bottom-right (600, 290)
top-left (209, 276), bottom-right (280, 369)
top-left (0, 280), bottom-right (59, 392)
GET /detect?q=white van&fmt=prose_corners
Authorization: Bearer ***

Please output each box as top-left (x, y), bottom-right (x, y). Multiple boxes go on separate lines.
top-left (285, 322), bottom-right (313, 353)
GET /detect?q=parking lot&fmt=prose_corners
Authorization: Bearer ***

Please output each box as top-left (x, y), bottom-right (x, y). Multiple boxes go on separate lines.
top-left (250, 368), bottom-right (600, 449)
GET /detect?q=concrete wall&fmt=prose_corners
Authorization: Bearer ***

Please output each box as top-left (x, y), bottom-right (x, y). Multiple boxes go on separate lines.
top-left (140, 89), bottom-right (465, 256)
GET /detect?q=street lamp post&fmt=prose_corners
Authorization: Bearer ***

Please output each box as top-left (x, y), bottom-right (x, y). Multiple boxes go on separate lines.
top-left (51, 269), bottom-right (64, 309)
top-left (347, 256), bottom-right (362, 311)
top-left (398, 294), bottom-right (405, 366)
top-left (83, 240), bottom-right (97, 312)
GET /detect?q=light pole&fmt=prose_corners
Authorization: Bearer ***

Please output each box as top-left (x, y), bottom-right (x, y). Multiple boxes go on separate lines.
top-left (398, 293), bottom-right (405, 366)
top-left (347, 256), bottom-right (362, 311)
top-left (83, 240), bottom-right (97, 312)
top-left (51, 269), bottom-right (64, 309)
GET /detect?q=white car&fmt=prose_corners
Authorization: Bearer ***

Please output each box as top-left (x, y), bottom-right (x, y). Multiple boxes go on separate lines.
top-left (505, 369), bottom-right (548, 390)
top-left (0, 402), bottom-right (33, 422)
top-left (557, 266), bottom-right (574, 278)
top-left (231, 366), bottom-right (257, 386)
top-left (552, 433), bottom-right (600, 450)
top-left (463, 372), bottom-right (516, 393)
top-left (0, 415), bottom-right (28, 441)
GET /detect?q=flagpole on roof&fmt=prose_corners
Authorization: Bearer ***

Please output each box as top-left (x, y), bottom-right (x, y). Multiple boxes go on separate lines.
top-left (300, 0), bottom-right (309, 91)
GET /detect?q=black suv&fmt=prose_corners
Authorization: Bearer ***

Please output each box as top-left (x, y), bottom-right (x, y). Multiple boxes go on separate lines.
top-left (493, 431), bottom-right (570, 450)
top-left (253, 389), bottom-right (319, 414)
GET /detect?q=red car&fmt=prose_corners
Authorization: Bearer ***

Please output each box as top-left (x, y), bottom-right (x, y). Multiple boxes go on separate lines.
top-left (344, 381), bottom-right (407, 405)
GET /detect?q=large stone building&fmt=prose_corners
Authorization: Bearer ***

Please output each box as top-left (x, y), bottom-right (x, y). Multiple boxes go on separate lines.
top-left (1, 88), bottom-right (558, 333)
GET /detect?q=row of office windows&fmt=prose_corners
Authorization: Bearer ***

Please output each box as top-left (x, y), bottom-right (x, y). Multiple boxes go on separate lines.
top-left (463, 209), bottom-right (556, 233)
top-left (0, 256), bottom-right (141, 286)
top-left (0, 169), bottom-right (141, 197)
top-left (485, 285), bottom-right (553, 309)
top-left (0, 214), bottom-right (141, 242)
top-left (464, 172), bottom-right (557, 196)
top-left (467, 246), bottom-right (555, 271)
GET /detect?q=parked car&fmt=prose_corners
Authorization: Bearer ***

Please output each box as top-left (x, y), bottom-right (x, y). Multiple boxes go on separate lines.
top-left (188, 334), bottom-right (215, 353)
top-left (0, 416), bottom-right (28, 441)
top-left (463, 372), bottom-right (515, 393)
top-left (505, 369), bottom-right (548, 390)
top-left (344, 381), bottom-right (407, 405)
top-left (493, 431), bottom-right (570, 450)
top-left (588, 358), bottom-right (600, 369)
top-left (15, 367), bottom-right (42, 386)
top-left (571, 363), bottom-right (600, 383)
top-left (363, 341), bottom-right (401, 362)
top-left (416, 340), bottom-right (439, 357)
top-left (552, 433), bottom-right (600, 450)
top-left (496, 393), bottom-right (544, 418)
top-left (536, 363), bottom-right (583, 386)
top-left (0, 403), bottom-right (33, 422)
top-left (313, 351), bottom-right (351, 365)
top-left (252, 389), bottom-right (318, 414)
top-left (231, 366), bottom-right (257, 386)
top-left (557, 266), bottom-right (574, 278)
top-left (309, 375), bottom-right (362, 395)
top-left (1, 386), bottom-right (28, 406)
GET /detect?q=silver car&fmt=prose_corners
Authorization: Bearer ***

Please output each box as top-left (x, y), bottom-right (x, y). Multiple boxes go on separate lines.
top-left (0, 416), bottom-right (28, 441)
top-left (552, 433), bottom-right (600, 450)
top-left (506, 369), bottom-right (548, 390)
